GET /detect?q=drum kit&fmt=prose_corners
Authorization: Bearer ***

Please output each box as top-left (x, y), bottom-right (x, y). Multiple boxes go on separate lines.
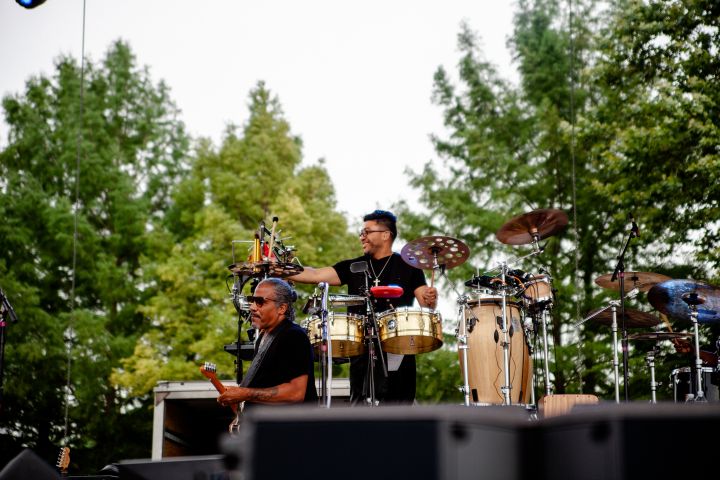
top-left (224, 212), bottom-right (720, 408)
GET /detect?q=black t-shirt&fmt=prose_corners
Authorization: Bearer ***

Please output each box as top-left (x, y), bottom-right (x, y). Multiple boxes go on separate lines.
top-left (249, 320), bottom-right (318, 404)
top-left (333, 252), bottom-right (427, 314)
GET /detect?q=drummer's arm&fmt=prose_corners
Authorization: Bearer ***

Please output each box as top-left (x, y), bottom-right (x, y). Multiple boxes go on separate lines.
top-left (415, 285), bottom-right (438, 309)
top-left (289, 266), bottom-right (342, 286)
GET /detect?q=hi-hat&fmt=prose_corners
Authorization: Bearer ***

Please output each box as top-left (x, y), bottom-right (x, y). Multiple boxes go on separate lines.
top-left (595, 272), bottom-right (672, 292)
top-left (228, 261), bottom-right (304, 278)
top-left (400, 236), bottom-right (470, 270)
top-left (647, 279), bottom-right (720, 324)
top-left (627, 332), bottom-right (693, 341)
top-left (585, 308), bottom-right (661, 328)
top-left (495, 209), bottom-right (568, 245)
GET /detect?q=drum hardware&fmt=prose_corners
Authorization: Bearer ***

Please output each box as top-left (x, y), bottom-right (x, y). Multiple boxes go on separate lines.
top-left (649, 279), bottom-right (720, 402)
top-left (670, 366), bottom-right (720, 402)
top-left (646, 346), bottom-right (659, 404)
top-left (316, 281), bottom-right (333, 408)
top-left (603, 212), bottom-right (641, 402)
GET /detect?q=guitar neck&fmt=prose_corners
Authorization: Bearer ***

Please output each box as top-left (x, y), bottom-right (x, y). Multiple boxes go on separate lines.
top-left (206, 373), bottom-right (238, 415)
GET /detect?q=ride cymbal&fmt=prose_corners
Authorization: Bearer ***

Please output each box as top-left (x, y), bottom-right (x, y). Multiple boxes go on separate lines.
top-left (495, 209), bottom-right (568, 245)
top-left (401, 236), bottom-right (470, 270)
top-left (585, 308), bottom-right (661, 328)
top-left (595, 272), bottom-right (672, 293)
top-left (647, 279), bottom-right (720, 324)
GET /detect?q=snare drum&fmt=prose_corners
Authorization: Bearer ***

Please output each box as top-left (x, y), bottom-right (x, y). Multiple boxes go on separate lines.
top-left (460, 295), bottom-right (532, 404)
top-left (521, 274), bottom-right (553, 307)
top-left (377, 307), bottom-right (443, 354)
top-left (303, 313), bottom-right (365, 358)
top-left (671, 366), bottom-right (719, 402)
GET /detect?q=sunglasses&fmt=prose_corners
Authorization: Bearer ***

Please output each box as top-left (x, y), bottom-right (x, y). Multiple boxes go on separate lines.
top-left (247, 295), bottom-right (280, 306)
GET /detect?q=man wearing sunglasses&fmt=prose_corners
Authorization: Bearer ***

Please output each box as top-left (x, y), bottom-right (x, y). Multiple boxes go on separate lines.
top-left (290, 209), bottom-right (438, 405)
top-left (217, 278), bottom-right (317, 409)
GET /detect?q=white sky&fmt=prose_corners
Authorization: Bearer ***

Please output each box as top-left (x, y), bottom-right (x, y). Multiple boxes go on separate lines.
top-left (1, 0), bottom-right (518, 224)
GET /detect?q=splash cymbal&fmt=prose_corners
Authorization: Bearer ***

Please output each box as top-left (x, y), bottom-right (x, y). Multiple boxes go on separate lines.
top-left (585, 307), bottom-right (661, 328)
top-left (495, 209), bottom-right (568, 245)
top-left (595, 272), bottom-right (672, 292)
top-left (647, 279), bottom-right (720, 324)
top-left (400, 236), bottom-right (470, 270)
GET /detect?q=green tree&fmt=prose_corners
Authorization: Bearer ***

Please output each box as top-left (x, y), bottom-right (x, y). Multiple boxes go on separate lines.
top-left (113, 82), bottom-right (358, 397)
top-left (0, 40), bottom-right (189, 469)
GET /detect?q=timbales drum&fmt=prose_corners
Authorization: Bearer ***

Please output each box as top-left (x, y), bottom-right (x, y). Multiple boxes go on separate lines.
top-left (377, 307), bottom-right (443, 355)
top-left (460, 295), bottom-right (533, 404)
top-left (303, 313), bottom-right (366, 358)
top-left (520, 274), bottom-right (553, 309)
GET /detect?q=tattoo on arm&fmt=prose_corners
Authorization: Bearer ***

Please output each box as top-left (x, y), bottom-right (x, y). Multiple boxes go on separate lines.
top-left (248, 387), bottom-right (279, 401)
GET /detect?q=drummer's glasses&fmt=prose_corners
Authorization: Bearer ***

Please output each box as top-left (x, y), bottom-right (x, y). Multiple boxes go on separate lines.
top-left (359, 228), bottom-right (389, 237)
top-left (247, 296), bottom-right (279, 307)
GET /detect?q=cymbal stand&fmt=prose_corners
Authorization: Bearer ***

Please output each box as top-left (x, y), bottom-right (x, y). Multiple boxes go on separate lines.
top-left (645, 346), bottom-right (658, 404)
top-left (539, 307), bottom-right (553, 396)
top-left (317, 282), bottom-right (332, 407)
top-left (574, 300), bottom-right (622, 403)
top-left (456, 294), bottom-right (472, 406)
top-left (610, 219), bottom-right (638, 401)
top-left (497, 233), bottom-right (545, 405)
top-left (683, 294), bottom-right (706, 401)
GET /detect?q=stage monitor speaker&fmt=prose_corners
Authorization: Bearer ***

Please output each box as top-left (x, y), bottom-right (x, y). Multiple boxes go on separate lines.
top-left (534, 402), bottom-right (720, 480)
top-left (225, 405), bottom-right (531, 480)
top-left (0, 449), bottom-right (59, 480)
top-left (117, 455), bottom-right (226, 480)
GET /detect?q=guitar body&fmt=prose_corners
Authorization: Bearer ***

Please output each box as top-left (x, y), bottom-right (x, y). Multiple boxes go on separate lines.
top-left (56, 447), bottom-right (70, 476)
top-left (200, 362), bottom-right (243, 433)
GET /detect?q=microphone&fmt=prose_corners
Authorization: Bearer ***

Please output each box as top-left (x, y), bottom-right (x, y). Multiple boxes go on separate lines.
top-left (0, 287), bottom-right (18, 323)
top-left (629, 213), bottom-right (639, 238)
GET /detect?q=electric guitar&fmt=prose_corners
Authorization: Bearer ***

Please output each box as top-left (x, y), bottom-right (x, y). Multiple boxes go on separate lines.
top-left (56, 447), bottom-right (70, 477)
top-left (200, 362), bottom-right (242, 434)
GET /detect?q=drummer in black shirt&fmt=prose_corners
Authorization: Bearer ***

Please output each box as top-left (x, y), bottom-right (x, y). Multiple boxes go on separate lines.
top-left (290, 210), bottom-right (437, 404)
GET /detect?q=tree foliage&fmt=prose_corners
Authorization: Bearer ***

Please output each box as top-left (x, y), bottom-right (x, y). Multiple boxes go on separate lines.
top-left (0, 40), bottom-right (189, 469)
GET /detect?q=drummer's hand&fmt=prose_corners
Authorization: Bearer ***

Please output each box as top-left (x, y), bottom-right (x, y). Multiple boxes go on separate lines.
top-left (671, 338), bottom-right (692, 354)
top-left (422, 287), bottom-right (438, 309)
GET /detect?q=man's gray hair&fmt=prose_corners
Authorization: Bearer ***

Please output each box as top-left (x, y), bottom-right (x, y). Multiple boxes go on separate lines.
top-left (259, 278), bottom-right (297, 323)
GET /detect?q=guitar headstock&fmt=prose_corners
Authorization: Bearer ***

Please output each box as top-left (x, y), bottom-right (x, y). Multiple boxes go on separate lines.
top-left (200, 362), bottom-right (217, 378)
top-left (56, 447), bottom-right (70, 473)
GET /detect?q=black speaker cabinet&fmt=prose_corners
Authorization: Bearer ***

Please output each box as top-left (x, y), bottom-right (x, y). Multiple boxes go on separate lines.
top-left (534, 403), bottom-right (720, 480)
top-left (225, 405), bottom-right (531, 480)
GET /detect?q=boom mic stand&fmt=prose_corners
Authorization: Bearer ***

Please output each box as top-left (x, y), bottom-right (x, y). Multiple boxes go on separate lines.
top-left (610, 219), bottom-right (638, 402)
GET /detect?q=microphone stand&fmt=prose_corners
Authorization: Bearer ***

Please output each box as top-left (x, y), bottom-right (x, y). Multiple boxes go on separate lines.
top-left (610, 222), bottom-right (638, 402)
top-left (318, 282), bottom-right (332, 407)
top-left (362, 271), bottom-right (386, 407)
top-left (0, 285), bottom-right (19, 412)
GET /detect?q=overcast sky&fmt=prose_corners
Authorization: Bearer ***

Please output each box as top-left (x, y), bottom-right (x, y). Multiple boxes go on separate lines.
top-left (1, 0), bottom-right (518, 224)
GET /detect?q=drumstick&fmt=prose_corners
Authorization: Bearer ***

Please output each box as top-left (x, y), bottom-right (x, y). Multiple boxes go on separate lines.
top-left (659, 313), bottom-right (674, 332)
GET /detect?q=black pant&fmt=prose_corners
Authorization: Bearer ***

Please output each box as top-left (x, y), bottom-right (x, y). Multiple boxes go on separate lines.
top-left (350, 353), bottom-right (416, 405)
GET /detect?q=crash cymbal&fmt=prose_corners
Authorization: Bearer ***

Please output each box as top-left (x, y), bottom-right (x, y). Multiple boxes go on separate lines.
top-left (647, 279), bottom-right (720, 324)
top-left (228, 261), bottom-right (304, 278)
top-left (595, 272), bottom-right (672, 293)
top-left (495, 209), bottom-right (568, 245)
top-left (401, 236), bottom-right (470, 270)
top-left (586, 308), bottom-right (661, 328)
top-left (627, 332), bottom-right (693, 341)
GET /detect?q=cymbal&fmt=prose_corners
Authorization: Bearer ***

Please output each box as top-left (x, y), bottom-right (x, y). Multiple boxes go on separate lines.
top-left (586, 308), bottom-right (661, 328)
top-left (647, 279), bottom-right (720, 324)
top-left (627, 332), bottom-right (693, 341)
top-left (228, 261), bottom-right (304, 278)
top-left (495, 209), bottom-right (568, 245)
top-left (400, 236), bottom-right (470, 270)
top-left (595, 272), bottom-right (672, 292)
